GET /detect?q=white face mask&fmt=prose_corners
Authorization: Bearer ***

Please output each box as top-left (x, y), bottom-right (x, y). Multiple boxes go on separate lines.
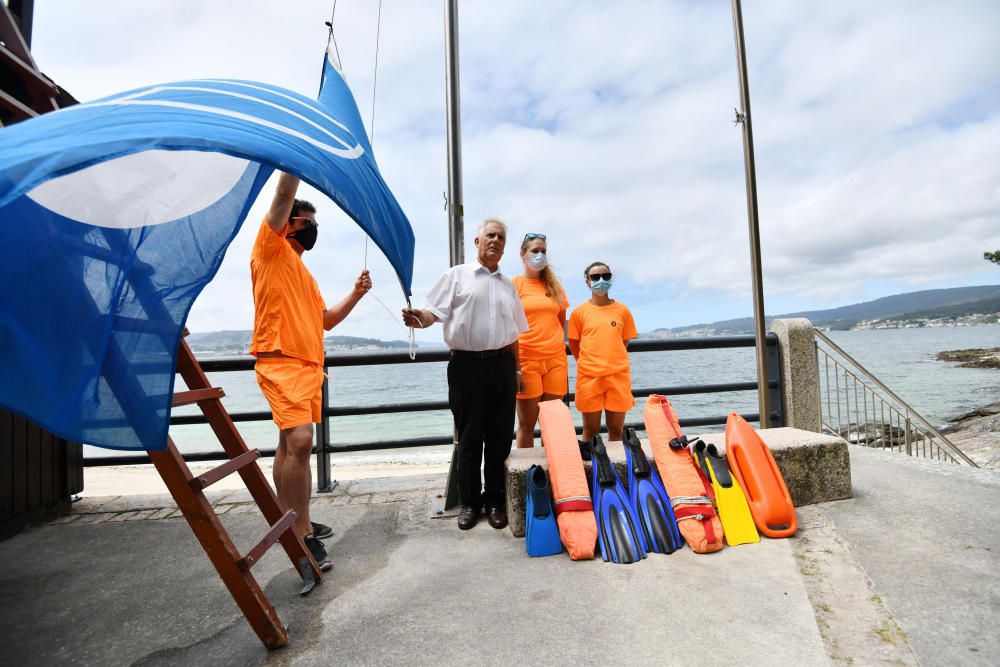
top-left (526, 251), bottom-right (548, 270)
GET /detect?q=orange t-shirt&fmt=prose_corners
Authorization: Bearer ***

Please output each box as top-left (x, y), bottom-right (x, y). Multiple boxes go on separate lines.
top-left (567, 300), bottom-right (637, 377)
top-left (512, 275), bottom-right (568, 360)
top-left (249, 220), bottom-right (326, 365)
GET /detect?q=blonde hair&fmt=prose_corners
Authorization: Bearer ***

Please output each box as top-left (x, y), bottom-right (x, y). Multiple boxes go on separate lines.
top-left (521, 235), bottom-right (565, 303)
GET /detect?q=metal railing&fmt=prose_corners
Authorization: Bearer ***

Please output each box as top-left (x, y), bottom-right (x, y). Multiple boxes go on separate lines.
top-left (85, 334), bottom-right (785, 487)
top-left (814, 329), bottom-right (977, 466)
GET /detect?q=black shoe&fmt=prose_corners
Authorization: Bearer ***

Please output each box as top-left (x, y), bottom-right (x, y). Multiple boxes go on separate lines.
top-left (304, 535), bottom-right (332, 571)
top-left (457, 505), bottom-right (480, 530)
top-left (578, 439), bottom-right (592, 461)
top-left (311, 521), bottom-right (334, 540)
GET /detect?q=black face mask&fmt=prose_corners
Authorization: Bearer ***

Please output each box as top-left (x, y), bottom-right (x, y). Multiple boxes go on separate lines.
top-left (289, 224), bottom-right (318, 251)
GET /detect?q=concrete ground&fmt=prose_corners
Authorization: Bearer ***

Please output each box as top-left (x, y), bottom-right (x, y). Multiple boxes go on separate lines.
top-left (0, 447), bottom-right (997, 666)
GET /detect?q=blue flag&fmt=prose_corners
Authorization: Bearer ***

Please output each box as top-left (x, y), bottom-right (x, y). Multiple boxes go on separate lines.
top-left (0, 47), bottom-right (414, 451)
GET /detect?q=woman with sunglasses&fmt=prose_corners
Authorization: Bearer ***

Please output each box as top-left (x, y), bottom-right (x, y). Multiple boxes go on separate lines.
top-left (567, 261), bottom-right (637, 455)
top-left (512, 233), bottom-right (569, 448)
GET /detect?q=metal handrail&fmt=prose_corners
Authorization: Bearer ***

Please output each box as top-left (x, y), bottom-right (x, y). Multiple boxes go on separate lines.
top-left (84, 334), bottom-right (782, 468)
top-left (814, 329), bottom-right (977, 466)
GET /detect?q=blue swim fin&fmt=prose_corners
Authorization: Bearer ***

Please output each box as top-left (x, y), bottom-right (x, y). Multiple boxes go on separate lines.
top-left (525, 465), bottom-right (563, 557)
top-left (623, 427), bottom-right (683, 554)
top-left (590, 435), bottom-right (646, 564)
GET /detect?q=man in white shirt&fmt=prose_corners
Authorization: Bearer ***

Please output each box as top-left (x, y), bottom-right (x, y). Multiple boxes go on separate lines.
top-left (403, 219), bottom-right (528, 530)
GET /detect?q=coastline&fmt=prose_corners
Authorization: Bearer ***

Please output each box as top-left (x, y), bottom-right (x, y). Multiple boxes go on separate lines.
top-left (937, 346), bottom-right (1000, 468)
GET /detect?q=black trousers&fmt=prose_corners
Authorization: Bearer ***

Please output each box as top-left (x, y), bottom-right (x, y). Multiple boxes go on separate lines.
top-left (447, 351), bottom-right (517, 508)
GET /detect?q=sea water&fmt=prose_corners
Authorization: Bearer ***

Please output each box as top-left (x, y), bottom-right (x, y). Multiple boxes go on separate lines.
top-left (84, 324), bottom-right (1000, 464)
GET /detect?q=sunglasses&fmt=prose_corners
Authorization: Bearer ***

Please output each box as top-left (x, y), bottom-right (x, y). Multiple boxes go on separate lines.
top-left (523, 233), bottom-right (546, 242)
top-left (588, 272), bottom-right (612, 281)
top-left (290, 216), bottom-right (318, 227)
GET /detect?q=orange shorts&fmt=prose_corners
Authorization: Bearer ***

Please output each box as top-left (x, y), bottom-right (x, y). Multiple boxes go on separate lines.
top-left (517, 355), bottom-right (569, 400)
top-left (574, 369), bottom-right (635, 413)
top-left (255, 357), bottom-right (324, 430)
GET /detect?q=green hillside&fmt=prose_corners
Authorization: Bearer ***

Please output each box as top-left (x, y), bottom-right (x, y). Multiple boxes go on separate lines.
top-left (645, 285), bottom-right (1000, 336)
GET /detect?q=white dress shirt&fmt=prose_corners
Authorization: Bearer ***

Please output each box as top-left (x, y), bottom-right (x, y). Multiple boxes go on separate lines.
top-left (425, 262), bottom-right (529, 351)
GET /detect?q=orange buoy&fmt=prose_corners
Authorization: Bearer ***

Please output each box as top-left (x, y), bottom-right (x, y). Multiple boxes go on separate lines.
top-left (537, 400), bottom-right (597, 560)
top-left (724, 413), bottom-right (797, 538)
top-left (643, 395), bottom-right (723, 553)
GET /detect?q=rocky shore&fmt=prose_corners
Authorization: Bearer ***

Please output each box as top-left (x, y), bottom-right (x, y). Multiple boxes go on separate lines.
top-left (935, 347), bottom-right (1000, 368)
top-left (935, 347), bottom-right (1000, 468)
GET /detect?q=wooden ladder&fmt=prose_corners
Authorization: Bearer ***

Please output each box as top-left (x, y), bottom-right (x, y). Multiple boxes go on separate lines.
top-left (148, 334), bottom-right (323, 649)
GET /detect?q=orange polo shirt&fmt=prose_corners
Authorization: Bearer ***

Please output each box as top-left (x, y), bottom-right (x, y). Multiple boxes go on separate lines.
top-left (512, 275), bottom-right (568, 360)
top-left (567, 300), bottom-right (637, 377)
top-left (249, 220), bottom-right (326, 365)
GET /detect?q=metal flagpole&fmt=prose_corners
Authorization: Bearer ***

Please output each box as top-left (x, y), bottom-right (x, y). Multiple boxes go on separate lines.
top-left (441, 0), bottom-right (465, 510)
top-left (730, 0), bottom-right (771, 428)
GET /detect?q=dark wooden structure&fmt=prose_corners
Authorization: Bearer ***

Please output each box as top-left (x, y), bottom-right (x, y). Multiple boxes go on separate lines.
top-left (0, 0), bottom-right (84, 541)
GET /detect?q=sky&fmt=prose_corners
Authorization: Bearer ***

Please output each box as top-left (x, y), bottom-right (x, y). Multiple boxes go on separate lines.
top-left (29, 0), bottom-right (1000, 343)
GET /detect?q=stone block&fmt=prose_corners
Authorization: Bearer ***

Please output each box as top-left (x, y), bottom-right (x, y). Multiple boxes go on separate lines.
top-left (769, 318), bottom-right (822, 432)
top-left (503, 428), bottom-right (852, 538)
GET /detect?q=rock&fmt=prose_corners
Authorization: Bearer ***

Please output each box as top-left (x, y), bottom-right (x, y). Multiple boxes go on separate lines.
top-left (936, 348), bottom-right (1000, 369)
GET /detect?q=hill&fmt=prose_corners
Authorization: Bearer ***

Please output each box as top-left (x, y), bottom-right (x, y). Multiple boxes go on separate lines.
top-left (644, 285), bottom-right (1000, 337)
top-left (185, 330), bottom-right (410, 354)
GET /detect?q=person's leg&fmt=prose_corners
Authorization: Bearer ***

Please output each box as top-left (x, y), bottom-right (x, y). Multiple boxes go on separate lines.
top-left (278, 423), bottom-right (315, 537)
top-left (272, 428), bottom-right (286, 490)
top-left (516, 396), bottom-right (540, 448)
top-left (581, 411), bottom-right (603, 442)
top-left (483, 353), bottom-right (516, 512)
top-left (605, 410), bottom-right (627, 442)
top-left (448, 358), bottom-right (487, 509)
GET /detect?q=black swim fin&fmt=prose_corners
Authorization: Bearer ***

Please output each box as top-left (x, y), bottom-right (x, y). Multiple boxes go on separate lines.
top-left (590, 435), bottom-right (646, 564)
top-left (623, 427), bottom-right (683, 554)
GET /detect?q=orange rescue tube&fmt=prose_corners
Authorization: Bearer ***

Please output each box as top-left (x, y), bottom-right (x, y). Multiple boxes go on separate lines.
top-left (724, 413), bottom-right (797, 538)
top-left (537, 400), bottom-right (597, 560)
top-left (643, 395), bottom-right (723, 553)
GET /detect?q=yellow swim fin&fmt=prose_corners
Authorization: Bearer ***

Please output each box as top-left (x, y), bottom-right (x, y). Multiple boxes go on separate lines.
top-left (696, 442), bottom-right (760, 546)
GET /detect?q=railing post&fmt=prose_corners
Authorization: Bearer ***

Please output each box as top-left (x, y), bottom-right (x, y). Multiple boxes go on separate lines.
top-left (316, 370), bottom-right (336, 493)
top-left (768, 319), bottom-right (820, 431)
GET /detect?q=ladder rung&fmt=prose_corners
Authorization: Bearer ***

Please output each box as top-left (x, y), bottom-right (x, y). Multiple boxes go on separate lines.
top-left (189, 449), bottom-right (261, 491)
top-left (172, 387), bottom-right (225, 407)
top-left (238, 510), bottom-right (298, 572)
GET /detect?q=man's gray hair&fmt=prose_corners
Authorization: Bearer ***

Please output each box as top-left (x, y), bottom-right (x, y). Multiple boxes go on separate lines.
top-left (476, 217), bottom-right (508, 238)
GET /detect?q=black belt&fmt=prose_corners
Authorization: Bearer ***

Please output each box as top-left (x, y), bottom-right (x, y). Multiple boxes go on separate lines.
top-left (450, 346), bottom-right (512, 359)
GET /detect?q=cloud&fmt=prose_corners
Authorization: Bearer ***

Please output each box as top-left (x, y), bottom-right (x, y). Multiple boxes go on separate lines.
top-left (28, 0), bottom-right (1000, 337)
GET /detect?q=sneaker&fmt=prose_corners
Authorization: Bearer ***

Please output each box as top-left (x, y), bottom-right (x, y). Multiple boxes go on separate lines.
top-left (578, 439), bottom-right (592, 461)
top-left (304, 535), bottom-right (332, 572)
top-left (311, 521), bottom-right (334, 540)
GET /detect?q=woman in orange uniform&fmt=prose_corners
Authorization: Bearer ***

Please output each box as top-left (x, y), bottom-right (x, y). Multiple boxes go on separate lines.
top-left (512, 233), bottom-right (569, 448)
top-left (567, 261), bottom-right (637, 452)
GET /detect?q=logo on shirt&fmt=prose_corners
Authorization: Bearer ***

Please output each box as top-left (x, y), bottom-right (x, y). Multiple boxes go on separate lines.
top-left (611, 321), bottom-right (617, 327)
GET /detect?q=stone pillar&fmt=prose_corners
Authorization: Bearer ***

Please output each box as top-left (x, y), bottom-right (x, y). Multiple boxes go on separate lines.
top-left (769, 318), bottom-right (821, 432)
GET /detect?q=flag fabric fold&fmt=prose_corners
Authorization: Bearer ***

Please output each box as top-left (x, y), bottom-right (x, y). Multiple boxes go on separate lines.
top-left (0, 47), bottom-right (414, 451)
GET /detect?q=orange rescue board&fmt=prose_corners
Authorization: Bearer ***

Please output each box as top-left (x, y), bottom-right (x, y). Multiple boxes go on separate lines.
top-left (725, 413), bottom-right (797, 538)
top-left (537, 401), bottom-right (597, 560)
top-left (643, 395), bottom-right (723, 553)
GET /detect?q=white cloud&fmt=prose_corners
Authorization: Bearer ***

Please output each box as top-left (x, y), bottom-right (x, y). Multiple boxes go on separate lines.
top-left (28, 0), bottom-right (1000, 337)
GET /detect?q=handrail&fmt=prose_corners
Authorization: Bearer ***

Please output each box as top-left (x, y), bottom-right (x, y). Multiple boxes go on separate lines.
top-left (84, 333), bottom-right (784, 471)
top-left (814, 329), bottom-right (977, 466)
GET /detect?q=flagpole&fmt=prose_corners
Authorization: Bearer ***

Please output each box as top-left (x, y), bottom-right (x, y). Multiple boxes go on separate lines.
top-left (442, 0), bottom-right (464, 510)
top-left (730, 0), bottom-right (771, 428)
top-left (444, 0), bottom-right (464, 267)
